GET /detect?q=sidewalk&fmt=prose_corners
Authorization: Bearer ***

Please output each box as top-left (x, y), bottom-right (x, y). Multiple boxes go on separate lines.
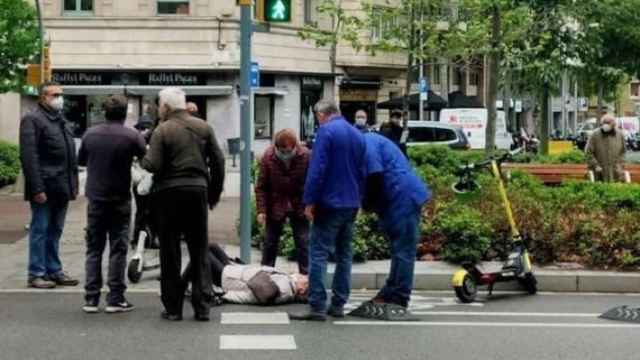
top-left (1, 194), bottom-right (640, 292)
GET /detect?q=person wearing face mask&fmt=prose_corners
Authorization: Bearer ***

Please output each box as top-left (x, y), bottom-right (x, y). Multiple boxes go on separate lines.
top-left (585, 114), bottom-right (626, 182)
top-left (255, 129), bottom-right (310, 274)
top-left (354, 109), bottom-right (370, 132)
top-left (379, 109), bottom-right (407, 156)
top-left (19, 81), bottom-right (80, 289)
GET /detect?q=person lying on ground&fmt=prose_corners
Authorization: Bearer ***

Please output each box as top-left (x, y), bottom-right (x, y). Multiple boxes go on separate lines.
top-left (182, 243), bottom-right (309, 305)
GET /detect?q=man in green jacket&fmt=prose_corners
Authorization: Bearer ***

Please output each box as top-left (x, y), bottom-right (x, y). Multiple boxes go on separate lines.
top-left (585, 115), bottom-right (626, 182)
top-left (142, 87), bottom-right (225, 321)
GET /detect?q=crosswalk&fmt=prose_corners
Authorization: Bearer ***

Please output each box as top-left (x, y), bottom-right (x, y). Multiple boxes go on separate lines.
top-left (218, 293), bottom-right (482, 351)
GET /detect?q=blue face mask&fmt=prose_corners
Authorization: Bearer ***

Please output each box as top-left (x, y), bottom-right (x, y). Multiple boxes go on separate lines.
top-left (275, 148), bottom-right (295, 162)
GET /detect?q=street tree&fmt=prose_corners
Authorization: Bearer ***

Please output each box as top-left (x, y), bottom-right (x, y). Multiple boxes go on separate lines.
top-left (578, 0), bottom-right (640, 119)
top-left (0, 0), bottom-right (39, 93)
top-left (298, 0), bottom-right (364, 80)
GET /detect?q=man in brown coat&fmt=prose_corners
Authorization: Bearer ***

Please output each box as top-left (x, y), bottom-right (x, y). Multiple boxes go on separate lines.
top-left (255, 129), bottom-right (310, 274)
top-left (585, 115), bottom-right (626, 182)
top-left (142, 87), bottom-right (225, 321)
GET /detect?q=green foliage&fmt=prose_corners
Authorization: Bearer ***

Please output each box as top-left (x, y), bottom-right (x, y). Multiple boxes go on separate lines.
top-left (511, 150), bottom-right (586, 164)
top-left (411, 145), bottom-right (640, 269)
top-left (434, 204), bottom-right (492, 264)
top-left (0, 0), bottom-right (39, 93)
top-left (0, 141), bottom-right (19, 187)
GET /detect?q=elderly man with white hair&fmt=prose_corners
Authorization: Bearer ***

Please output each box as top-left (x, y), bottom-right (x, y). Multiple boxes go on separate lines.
top-left (142, 87), bottom-right (225, 321)
top-left (585, 114), bottom-right (626, 182)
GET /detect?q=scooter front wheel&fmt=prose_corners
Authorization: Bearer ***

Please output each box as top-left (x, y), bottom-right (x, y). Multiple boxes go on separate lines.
top-left (519, 273), bottom-right (537, 295)
top-left (128, 259), bottom-right (143, 283)
top-left (454, 274), bottom-right (478, 303)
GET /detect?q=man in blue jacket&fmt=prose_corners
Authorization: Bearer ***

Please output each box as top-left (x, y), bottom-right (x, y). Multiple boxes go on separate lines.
top-left (351, 131), bottom-right (431, 320)
top-left (289, 99), bottom-right (366, 321)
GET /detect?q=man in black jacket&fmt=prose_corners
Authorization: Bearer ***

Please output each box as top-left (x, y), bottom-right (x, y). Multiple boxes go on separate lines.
top-left (379, 109), bottom-right (407, 156)
top-left (143, 87), bottom-right (225, 322)
top-left (78, 95), bottom-right (146, 314)
top-left (19, 81), bottom-right (79, 289)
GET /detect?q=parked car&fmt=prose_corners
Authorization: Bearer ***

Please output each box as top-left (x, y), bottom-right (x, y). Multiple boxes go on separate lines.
top-left (406, 121), bottom-right (471, 150)
top-left (575, 119), bottom-right (598, 150)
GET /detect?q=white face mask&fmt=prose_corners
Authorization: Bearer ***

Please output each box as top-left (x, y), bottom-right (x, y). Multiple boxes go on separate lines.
top-left (355, 116), bottom-right (367, 126)
top-left (602, 124), bottom-right (613, 132)
top-left (49, 96), bottom-right (64, 111)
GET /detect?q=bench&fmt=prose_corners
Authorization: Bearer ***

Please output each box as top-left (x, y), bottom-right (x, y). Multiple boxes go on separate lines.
top-left (502, 163), bottom-right (640, 184)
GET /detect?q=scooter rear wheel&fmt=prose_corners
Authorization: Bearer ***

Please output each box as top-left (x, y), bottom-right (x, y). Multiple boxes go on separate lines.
top-left (519, 273), bottom-right (537, 295)
top-left (454, 274), bottom-right (478, 303)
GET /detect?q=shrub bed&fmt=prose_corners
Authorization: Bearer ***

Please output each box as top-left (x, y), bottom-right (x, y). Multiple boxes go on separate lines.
top-left (0, 141), bottom-right (19, 188)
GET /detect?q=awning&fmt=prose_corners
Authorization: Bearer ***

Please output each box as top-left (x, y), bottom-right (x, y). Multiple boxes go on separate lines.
top-left (377, 92), bottom-right (448, 111)
top-left (448, 91), bottom-right (483, 108)
top-left (61, 85), bottom-right (233, 97)
top-left (253, 87), bottom-right (288, 96)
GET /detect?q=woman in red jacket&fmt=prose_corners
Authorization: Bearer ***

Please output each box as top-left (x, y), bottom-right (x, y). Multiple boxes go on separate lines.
top-left (255, 129), bottom-right (310, 274)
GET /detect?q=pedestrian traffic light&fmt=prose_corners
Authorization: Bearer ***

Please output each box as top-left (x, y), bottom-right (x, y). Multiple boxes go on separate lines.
top-left (264, 0), bottom-right (290, 22)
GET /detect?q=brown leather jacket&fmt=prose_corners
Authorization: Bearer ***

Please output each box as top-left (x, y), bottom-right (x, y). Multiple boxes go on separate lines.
top-left (142, 110), bottom-right (225, 206)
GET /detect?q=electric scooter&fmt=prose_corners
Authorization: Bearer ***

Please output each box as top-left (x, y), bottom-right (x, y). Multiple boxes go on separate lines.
top-left (450, 148), bottom-right (537, 303)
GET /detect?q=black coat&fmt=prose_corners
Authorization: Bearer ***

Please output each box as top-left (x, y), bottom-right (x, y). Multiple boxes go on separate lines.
top-left (19, 104), bottom-right (79, 201)
top-left (379, 122), bottom-right (407, 156)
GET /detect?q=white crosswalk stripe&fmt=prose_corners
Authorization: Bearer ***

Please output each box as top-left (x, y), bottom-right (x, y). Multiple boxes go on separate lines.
top-left (220, 335), bottom-right (297, 350)
top-left (221, 312), bottom-right (290, 325)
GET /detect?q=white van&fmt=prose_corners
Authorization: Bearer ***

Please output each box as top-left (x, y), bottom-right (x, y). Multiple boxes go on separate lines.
top-left (439, 108), bottom-right (512, 150)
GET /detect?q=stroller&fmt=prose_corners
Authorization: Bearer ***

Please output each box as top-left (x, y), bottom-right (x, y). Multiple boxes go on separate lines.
top-left (127, 161), bottom-right (160, 283)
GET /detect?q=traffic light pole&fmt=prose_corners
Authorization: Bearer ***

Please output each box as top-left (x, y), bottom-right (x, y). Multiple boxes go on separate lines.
top-left (239, 0), bottom-right (253, 264)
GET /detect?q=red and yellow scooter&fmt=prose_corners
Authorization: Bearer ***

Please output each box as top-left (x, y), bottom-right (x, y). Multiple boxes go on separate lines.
top-left (450, 148), bottom-right (537, 303)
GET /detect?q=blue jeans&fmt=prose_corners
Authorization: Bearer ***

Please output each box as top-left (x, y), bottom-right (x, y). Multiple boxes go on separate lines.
top-left (308, 208), bottom-right (358, 313)
top-left (28, 199), bottom-right (69, 278)
top-left (377, 202), bottom-right (421, 307)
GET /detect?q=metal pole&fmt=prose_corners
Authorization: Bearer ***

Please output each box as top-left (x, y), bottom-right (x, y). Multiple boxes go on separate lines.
top-left (561, 70), bottom-right (568, 137)
top-left (239, 0), bottom-right (253, 264)
top-left (35, 0), bottom-right (44, 83)
top-left (418, 8), bottom-right (424, 121)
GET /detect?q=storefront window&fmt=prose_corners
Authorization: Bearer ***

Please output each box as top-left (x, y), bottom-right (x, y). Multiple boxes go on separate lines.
top-left (158, 0), bottom-right (190, 15)
top-left (255, 95), bottom-right (274, 139)
top-left (301, 77), bottom-right (323, 142)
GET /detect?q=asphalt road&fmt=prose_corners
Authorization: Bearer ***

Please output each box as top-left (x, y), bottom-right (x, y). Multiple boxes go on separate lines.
top-left (1, 290), bottom-right (639, 360)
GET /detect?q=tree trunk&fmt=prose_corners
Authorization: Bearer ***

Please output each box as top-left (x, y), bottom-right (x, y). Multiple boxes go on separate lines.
top-left (485, 4), bottom-right (500, 155)
top-left (540, 83), bottom-right (550, 155)
top-left (597, 82), bottom-right (604, 124)
top-left (402, 3), bottom-right (416, 132)
top-left (503, 69), bottom-right (512, 133)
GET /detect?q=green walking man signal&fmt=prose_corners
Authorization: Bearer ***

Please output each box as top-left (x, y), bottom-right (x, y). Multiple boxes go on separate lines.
top-left (265, 0), bottom-right (290, 22)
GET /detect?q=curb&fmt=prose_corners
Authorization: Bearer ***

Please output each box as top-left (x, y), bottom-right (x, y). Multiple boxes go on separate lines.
top-left (325, 268), bottom-right (640, 293)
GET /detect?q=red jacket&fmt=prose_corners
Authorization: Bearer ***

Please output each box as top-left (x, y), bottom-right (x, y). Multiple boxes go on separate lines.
top-left (255, 145), bottom-right (310, 221)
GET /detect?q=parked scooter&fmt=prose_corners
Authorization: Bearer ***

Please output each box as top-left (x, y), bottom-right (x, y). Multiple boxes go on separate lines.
top-left (450, 148), bottom-right (537, 303)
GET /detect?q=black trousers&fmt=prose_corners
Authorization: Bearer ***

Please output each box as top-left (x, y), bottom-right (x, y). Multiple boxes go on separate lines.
top-left (183, 243), bottom-right (231, 287)
top-left (85, 199), bottom-right (130, 304)
top-left (262, 214), bottom-right (309, 274)
top-left (156, 186), bottom-right (212, 316)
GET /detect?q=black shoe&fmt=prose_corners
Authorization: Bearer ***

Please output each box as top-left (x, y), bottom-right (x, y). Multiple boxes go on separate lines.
top-left (105, 300), bottom-right (135, 313)
top-left (327, 306), bottom-right (345, 318)
top-left (27, 276), bottom-right (56, 289)
top-left (194, 313), bottom-right (210, 322)
top-left (47, 272), bottom-right (79, 286)
top-left (82, 298), bottom-right (100, 314)
top-left (161, 311), bottom-right (183, 321)
top-left (288, 310), bottom-right (326, 322)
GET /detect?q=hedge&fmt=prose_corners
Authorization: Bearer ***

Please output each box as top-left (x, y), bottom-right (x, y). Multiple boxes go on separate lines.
top-left (0, 141), bottom-right (19, 188)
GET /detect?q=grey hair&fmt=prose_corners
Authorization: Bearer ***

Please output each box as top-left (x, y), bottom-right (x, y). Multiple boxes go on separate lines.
top-left (601, 114), bottom-right (616, 123)
top-left (158, 87), bottom-right (187, 111)
top-left (313, 99), bottom-right (340, 115)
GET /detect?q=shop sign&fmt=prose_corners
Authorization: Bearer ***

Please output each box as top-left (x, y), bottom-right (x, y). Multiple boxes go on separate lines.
top-left (302, 77), bottom-right (323, 88)
top-left (147, 72), bottom-right (203, 86)
top-left (339, 88), bottom-right (378, 102)
top-left (53, 72), bottom-right (105, 85)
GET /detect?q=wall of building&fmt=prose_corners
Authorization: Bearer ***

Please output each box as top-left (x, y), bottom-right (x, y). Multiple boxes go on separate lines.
top-left (0, 93), bottom-right (21, 144)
